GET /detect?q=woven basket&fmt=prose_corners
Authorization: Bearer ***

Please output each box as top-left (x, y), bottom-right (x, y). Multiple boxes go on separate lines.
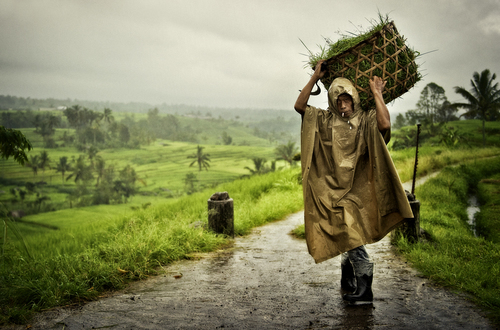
top-left (319, 21), bottom-right (419, 110)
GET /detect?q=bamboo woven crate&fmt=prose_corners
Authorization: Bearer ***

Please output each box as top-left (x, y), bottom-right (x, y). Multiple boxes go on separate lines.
top-left (317, 21), bottom-right (420, 110)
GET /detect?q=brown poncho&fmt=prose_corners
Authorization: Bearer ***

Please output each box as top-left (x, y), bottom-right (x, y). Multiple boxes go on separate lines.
top-left (301, 78), bottom-right (413, 264)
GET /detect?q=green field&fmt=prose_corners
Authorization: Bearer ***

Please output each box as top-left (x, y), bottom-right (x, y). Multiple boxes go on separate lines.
top-left (0, 127), bottom-right (289, 211)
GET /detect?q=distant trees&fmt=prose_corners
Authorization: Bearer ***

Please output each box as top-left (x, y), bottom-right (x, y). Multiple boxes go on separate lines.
top-left (221, 131), bottom-right (232, 145)
top-left (188, 145), bottom-right (211, 171)
top-left (396, 82), bottom-right (458, 130)
top-left (454, 69), bottom-right (500, 146)
top-left (34, 113), bottom-right (60, 147)
top-left (275, 141), bottom-right (298, 166)
top-left (244, 157), bottom-right (275, 175)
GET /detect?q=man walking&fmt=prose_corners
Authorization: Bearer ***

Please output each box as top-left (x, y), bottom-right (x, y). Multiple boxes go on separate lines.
top-left (294, 60), bottom-right (413, 302)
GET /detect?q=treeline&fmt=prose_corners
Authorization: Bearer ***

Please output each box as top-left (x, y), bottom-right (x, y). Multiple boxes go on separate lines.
top-left (0, 106), bottom-right (200, 149)
top-left (0, 94), bottom-right (296, 122)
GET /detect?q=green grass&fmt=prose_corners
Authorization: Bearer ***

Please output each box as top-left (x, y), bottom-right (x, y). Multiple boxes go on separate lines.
top-left (0, 167), bottom-right (303, 324)
top-left (476, 174), bottom-right (500, 244)
top-left (394, 157), bottom-right (500, 325)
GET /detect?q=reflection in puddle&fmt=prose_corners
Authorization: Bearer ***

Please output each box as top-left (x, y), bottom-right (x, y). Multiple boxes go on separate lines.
top-left (467, 195), bottom-right (480, 236)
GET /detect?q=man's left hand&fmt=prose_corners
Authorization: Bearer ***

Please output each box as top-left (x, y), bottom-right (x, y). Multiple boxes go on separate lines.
top-left (369, 76), bottom-right (386, 95)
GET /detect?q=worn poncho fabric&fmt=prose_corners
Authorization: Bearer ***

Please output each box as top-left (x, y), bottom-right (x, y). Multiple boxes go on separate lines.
top-left (301, 78), bottom-right (413, 264)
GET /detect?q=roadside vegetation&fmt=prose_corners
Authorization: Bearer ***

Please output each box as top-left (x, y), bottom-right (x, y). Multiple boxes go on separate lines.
top-left (394, 157), bottom-right (500, 324)
top-left (475, 173), bottom-right (500, 244)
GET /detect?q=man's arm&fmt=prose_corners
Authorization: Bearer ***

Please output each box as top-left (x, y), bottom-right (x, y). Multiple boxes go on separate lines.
top-left (369, 76), bottom-right (391, 133)
top-left (294, 60), bottom-right (326, 115)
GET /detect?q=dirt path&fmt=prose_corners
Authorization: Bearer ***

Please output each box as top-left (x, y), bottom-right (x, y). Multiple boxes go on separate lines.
top-left (29, 209), bottom-right (493, 329)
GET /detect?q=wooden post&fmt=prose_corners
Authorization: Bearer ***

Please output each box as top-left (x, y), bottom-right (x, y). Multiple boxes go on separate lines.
top-left (393, 193), bottom-right (421, 243)
top-left (207, 191), bottom-right (234, 237)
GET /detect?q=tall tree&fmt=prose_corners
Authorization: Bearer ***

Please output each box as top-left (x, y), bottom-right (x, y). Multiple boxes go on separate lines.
top-left (454, 69), bottom-right (500, 146)
top-left (188, 145), bottom-right (211, 171)
top-left (94, 156), bottom-right (106, 187)
top-left (416, 83), bottom-right (447, 125)
top-left (393, 113), bottom-right (407, 129)
top-left (103, 108), bottom-right (114, 124)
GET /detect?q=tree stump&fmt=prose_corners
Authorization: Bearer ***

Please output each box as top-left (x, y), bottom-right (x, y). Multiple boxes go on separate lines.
top-left (208, 191), bottom-right (234, 237)
top-left (393, 192), bottom-right (421, 243)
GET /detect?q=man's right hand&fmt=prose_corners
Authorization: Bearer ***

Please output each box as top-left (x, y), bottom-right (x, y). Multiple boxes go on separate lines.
top-left (294, 60), bottom-right (327, 114)
top-left (312, 60), bottom-right (327, 81)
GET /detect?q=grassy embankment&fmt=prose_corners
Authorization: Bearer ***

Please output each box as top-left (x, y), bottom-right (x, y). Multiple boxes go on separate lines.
top-left (476, 173), bottom-right (500, 244)
top-left (394, 157), bottom-right (500, 325)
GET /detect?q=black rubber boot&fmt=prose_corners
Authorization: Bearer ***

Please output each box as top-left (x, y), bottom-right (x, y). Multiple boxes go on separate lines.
top-left (343, 274), bottom-right (373, 302)
top-left (340, 260), bottom-right (356, 292)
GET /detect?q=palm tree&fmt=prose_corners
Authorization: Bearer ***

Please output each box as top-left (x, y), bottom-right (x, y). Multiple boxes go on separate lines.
top-left (39, 151), bottom-right (50, 175)
top-left (244, 157), bottom-right (269, 175)
top-left (66, 155), bottom-right (93, 184)
top-left (188, 145), bottom-right (211, 171)
top-left (94, 156), bottom-right (106, 187)
top-left (55, 156), bottom-right (72, 184)
top-left (454, 69), bottom-right (500, 146)
top-left (275, 141), bottom-right (298, 166)
top-left (86, 145), bottom-right (99, 168)
top-left (103, 108), bottom-right (114, 124)
top-left (27, 155), bottom-right (40, 176)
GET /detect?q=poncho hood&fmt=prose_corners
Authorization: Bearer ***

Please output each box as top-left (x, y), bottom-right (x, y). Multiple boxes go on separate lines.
top-left (327, 77), bottom-right (363, 116)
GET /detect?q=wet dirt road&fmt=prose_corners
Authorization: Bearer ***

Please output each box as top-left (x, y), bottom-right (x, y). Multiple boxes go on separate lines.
top-left (30, 211), bottom-right (493, 329)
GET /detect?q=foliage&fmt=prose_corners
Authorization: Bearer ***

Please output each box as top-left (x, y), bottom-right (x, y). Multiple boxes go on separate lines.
top-left (392, 113), bottom-right (407, 130)
top-left (244, 157), bottom-right (275, 175)
top-left (184, 172), bottom-right (198, 194)
top-left (438, 126), bottom-right (471, 148)
top-left (394, 158), bottom-right (500, 325)
top-left (476, 174), bottom-right (500, 244)
top-left (221, 131), bottom-right (232, 145)
top-left (454, 69), bottom-right (500, 146)
top-left (188, 145), bottom-right (211, 171)
top-left (274, 141), bottom-right (298, 166)
top-left (0, 126), bottom-right (33, 165)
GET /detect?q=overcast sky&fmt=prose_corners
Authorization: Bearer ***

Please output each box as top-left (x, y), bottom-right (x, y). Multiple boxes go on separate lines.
top-left (1, 0), bottom-right (500, 116)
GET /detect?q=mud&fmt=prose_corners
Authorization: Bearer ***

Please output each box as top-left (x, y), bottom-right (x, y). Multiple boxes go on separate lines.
top-left (26, 211), bottom-right (493, 329)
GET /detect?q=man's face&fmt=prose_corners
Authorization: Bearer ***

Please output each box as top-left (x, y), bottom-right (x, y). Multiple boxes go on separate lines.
top-left (337, 94), bottom-right (354, 118)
